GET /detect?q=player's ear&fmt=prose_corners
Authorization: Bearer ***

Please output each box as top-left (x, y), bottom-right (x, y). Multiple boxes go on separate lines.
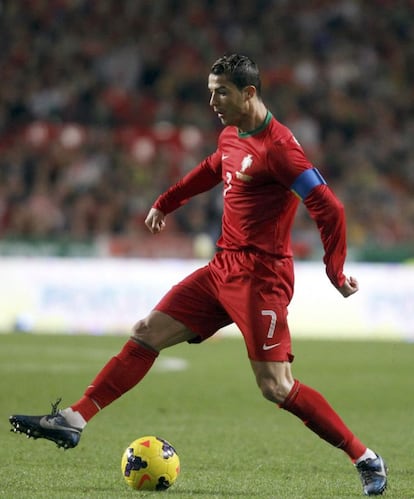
top-left (243, 85), bottom-right (256, 101)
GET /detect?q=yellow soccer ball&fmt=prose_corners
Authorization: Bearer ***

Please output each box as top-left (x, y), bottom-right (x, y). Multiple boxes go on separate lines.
top-left (121, 436), bottom-right (180, 491)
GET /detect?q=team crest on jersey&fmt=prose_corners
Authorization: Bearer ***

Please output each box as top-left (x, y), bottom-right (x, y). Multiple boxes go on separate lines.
top-left (236, 154), bottom-right (253, 181)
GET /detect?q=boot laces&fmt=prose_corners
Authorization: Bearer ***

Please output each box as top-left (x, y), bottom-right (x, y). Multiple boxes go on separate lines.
top-left (50, 397), bottom-right (62, 417)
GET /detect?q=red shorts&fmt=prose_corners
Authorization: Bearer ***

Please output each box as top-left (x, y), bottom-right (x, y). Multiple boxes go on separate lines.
top-left (155, 250), bottom-right (295, 362)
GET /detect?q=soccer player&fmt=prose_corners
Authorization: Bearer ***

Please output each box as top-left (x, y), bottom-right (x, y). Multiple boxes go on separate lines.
top-left (10, 54), bottom-right (387, 496)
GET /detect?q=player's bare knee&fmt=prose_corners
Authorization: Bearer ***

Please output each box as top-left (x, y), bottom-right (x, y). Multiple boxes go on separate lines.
top-left (258, 378), bottom-right (291, 404)
top-left (131, 318), bottom-right (152, 344)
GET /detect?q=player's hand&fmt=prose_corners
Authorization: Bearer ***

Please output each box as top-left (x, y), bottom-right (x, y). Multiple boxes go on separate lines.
top-left (337, 276), bottom-right (359, 298)
top-left (145, 207), bottom-right (166, 234)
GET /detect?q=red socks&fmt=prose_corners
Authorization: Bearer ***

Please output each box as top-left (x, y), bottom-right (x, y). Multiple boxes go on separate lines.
top-left (71, 343), bottom-right (365, 463)
top-left (71, 339), bottom-right (158, 421)
top-left (280, 380), bottom-right (366, 461)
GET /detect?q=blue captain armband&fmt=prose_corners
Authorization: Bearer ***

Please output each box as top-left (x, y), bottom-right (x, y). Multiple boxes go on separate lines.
top-left (290, 168), bottom-right (327, 200)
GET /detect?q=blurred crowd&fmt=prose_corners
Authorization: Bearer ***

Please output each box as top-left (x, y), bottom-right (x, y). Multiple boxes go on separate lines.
top-left (0, 0), bottom-right (413, 260)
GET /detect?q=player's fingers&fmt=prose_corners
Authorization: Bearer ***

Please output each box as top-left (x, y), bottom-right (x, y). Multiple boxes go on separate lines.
top-left (144, 217), bottom-right (154, 233)
top-left (153, 218), bottom-right (166, 233)
top-left (145, 209), bottom-right (166, 234)
top-left (349, 276), bottom-right (359, 290)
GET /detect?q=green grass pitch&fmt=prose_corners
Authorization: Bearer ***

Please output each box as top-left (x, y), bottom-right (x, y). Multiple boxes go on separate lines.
top-left (0, 333), bottom-right (412, 498)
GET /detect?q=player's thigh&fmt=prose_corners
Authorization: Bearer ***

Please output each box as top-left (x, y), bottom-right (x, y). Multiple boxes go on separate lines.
top-left (132, 310), bottom-right (197, 351)
top-left (155, 265), bottom-right (232, 342)
top-left (228, 290), bottom-right (293, 362)
top-left (218, 252), bottom-right (294, 362)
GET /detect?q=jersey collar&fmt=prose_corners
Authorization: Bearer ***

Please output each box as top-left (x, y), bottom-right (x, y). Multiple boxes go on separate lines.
top-left (238, 110), bottom-right (272, 138)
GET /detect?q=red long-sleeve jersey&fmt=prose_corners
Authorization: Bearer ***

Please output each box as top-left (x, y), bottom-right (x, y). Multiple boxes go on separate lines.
top-left (154, 112), bottom-right (346, 288)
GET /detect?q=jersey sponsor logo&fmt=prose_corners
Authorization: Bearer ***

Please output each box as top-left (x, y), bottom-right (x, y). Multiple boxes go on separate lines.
top-left (221, 154), bottom-right (229, 160)
top-left (262, 342), bottom-right (281, 351)
top-left (236, 154), bottom-right (253, 181)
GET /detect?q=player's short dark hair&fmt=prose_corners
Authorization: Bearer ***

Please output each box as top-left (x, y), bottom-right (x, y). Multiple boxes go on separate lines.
top-left (210, 54), bottom-right (262, 96)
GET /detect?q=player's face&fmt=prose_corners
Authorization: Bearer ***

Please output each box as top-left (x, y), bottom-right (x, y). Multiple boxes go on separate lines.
top-left (208, 73), bottom-right (249, 127)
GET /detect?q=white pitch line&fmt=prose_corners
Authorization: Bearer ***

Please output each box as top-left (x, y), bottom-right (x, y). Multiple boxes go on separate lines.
top-left (153, 357), bottom-right (188, 372)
